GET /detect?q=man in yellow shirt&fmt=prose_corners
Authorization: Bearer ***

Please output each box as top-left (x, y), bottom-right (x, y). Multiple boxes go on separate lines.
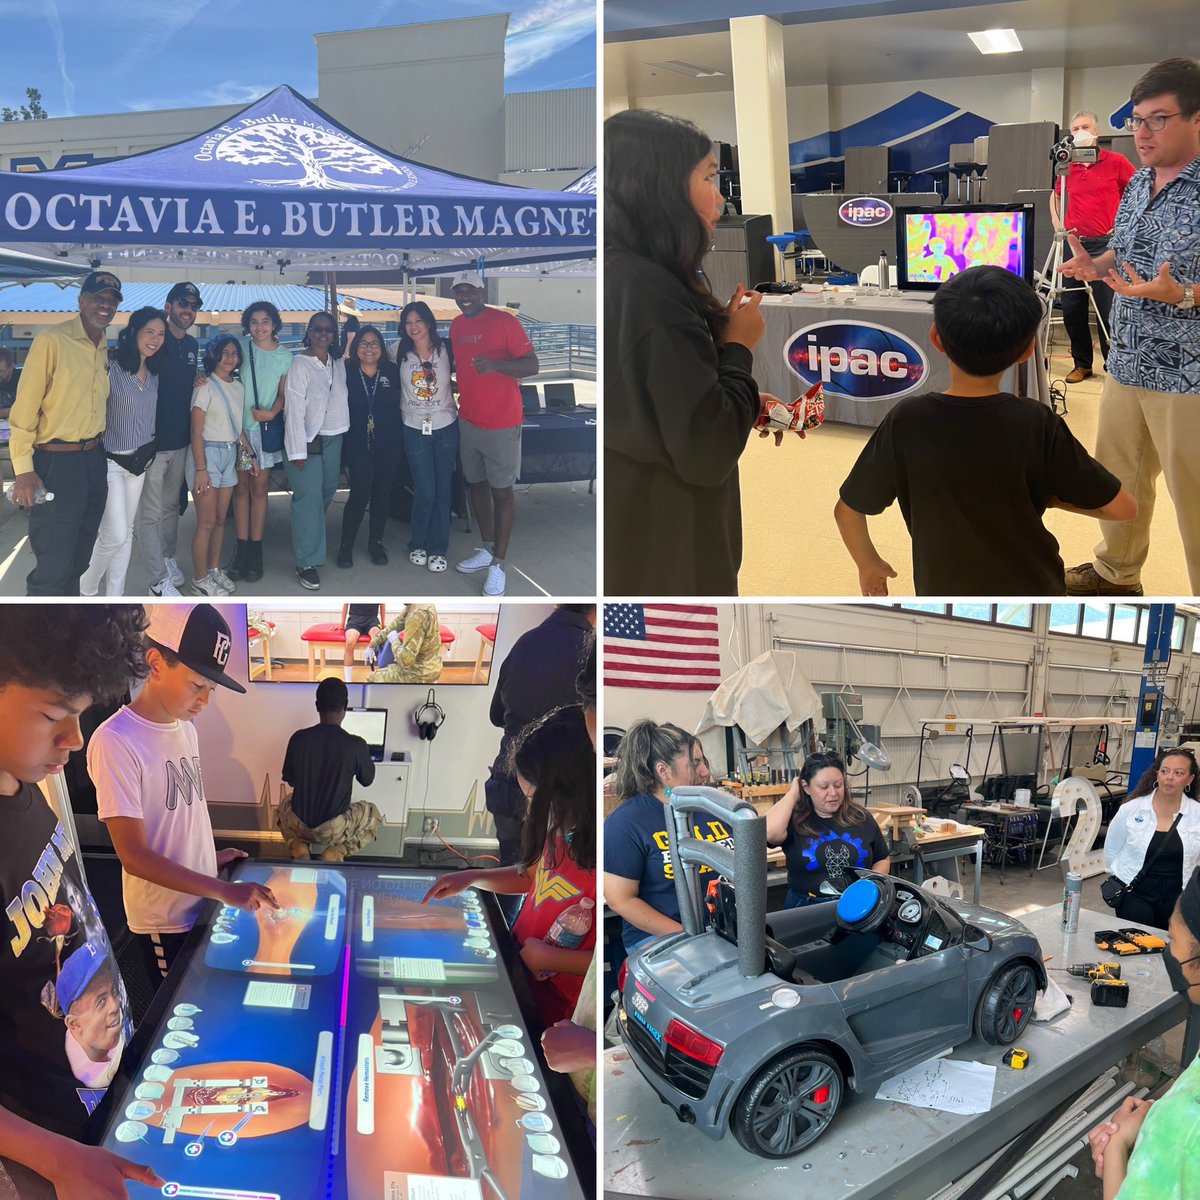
top-left (8, 271), bottom-right (119, 595)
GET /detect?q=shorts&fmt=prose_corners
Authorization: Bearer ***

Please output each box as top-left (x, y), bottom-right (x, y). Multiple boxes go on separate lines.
top-left (345, 616), bottom-right (377, 637)
top-left (186, 440), bottom-right (238, 490)
top-left (459, 419), bottom-right (522, 488)
top-left (247, 422), bottom-right (284, 469)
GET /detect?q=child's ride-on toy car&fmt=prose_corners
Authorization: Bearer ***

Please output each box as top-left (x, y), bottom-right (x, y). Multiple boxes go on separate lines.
top-left (615, 786), bottom-right (1046, 1158)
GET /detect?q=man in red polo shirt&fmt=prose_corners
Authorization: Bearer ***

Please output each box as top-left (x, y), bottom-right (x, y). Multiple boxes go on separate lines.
top-left (449, 271), bottom-right (539, 597)
top-left (1051, 110), bottom-right (1136, 383)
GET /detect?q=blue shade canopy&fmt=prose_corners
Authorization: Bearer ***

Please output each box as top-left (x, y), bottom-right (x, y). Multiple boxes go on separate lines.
top-left (0, 85), bottom-right (595, 275)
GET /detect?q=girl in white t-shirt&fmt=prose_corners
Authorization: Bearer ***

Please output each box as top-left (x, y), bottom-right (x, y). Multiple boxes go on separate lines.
top-left (188, 335), bottom-right (258, 597)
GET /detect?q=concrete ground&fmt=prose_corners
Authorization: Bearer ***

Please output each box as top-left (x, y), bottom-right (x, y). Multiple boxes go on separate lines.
top-left (0, 383), bottom-right (595, 598)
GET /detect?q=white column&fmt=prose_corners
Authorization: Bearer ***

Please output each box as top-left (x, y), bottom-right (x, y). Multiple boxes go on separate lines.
top-left (730, 15), bottom-right (794, 280)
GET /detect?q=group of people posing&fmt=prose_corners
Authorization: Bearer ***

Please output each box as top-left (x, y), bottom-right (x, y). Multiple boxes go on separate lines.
top-left (7, 269), bottom-right (538, 597)
top-left (604, 56), bottom-right (1200, 596)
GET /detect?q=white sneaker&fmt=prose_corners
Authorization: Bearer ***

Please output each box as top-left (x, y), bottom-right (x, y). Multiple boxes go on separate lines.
top-left (456, 547), bottom-right (493, 573)
top-left (212, 568), bottom-right (235, 594)
top-left (483, 563), bottom-right (506, 596)
top-left (191, 574), bottom-right (220, 597)
top-left (163, 556), bottom-right (185, 586)
top-left (149, 576), bottom-right (182, 598)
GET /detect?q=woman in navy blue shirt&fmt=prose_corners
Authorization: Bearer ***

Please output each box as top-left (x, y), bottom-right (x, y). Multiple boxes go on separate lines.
top-left (338, 325), bottom-right (402, 568)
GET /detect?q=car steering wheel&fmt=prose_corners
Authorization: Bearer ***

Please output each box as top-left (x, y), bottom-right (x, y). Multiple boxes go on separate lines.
top-left (834, 876), bottom-right (898, 935)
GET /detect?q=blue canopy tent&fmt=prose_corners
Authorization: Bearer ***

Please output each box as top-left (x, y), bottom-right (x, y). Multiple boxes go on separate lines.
top-left (0, 85), bottom-right (595, 279)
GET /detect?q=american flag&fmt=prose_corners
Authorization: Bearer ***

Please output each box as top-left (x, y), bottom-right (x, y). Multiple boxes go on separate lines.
top-left (603, 604), bottom-right (722, 691)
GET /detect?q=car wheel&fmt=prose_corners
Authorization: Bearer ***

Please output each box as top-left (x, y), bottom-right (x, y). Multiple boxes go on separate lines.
top-left (730, 1046), bottom-right (844, 1158)
top-left (975, 960), bottom-right (1038, 1044)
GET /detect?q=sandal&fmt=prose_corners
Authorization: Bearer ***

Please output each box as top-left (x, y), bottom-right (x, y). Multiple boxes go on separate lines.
top-left (428, 555), bottom-right (448, 572)
top-left (409, 549), bottom-right (428, 566)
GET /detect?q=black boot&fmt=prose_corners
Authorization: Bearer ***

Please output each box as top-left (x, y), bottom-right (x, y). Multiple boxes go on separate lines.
top-left (337, 542), bottom-right (354, 569)
top-left (244, 540), bottom-right (264, 583)
top-left (227, 539), bottom-right (249, 581)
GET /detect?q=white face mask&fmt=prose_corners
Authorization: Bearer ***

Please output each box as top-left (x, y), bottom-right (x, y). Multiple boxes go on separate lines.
top-left (1071, 129), bottom-right (1097, 147)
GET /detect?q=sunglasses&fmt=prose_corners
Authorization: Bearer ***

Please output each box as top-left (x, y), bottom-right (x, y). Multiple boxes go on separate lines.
top-left (420, 361), bottom-right (434, 373)
top-left (310, 325), bottom-right (336, 335)
top-left (173, 297), bottom-right (199, 310)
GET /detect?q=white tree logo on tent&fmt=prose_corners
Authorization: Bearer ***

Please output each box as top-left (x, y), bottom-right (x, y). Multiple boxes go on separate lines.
top-left (215, 121), bottom-right (417, 191)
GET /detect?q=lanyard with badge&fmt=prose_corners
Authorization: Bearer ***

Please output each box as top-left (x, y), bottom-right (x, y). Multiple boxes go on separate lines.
top-left (359, 368), bottom-right (379, 449)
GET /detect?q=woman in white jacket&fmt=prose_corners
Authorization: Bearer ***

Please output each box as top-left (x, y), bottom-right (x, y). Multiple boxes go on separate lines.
top-left (1104, 748), bottom-right (1200, 929)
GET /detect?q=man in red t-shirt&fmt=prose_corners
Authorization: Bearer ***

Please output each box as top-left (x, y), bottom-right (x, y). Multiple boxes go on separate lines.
top-left (448, 272), bottom-right (539, 597)
top-left (1051, 110), bottom-right (1137, 383)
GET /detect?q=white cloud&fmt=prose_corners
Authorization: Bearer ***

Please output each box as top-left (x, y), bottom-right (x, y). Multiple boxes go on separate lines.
top-left (505, 0), bottom-right (594, 78)
top-left (44, 0), bottom-right (74, 116)
top-left (111, 1), bottom-right (212, 76)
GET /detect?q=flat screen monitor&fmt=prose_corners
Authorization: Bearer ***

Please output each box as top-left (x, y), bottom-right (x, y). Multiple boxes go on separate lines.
top-left (342, 707), bottom-right (386, 760)
top-left (896, 203), bottom-right (1035, 290)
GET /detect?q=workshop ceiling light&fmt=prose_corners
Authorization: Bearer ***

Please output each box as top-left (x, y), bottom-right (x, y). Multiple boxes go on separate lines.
top-left (968, 28), bottom-right (1023, 54)
top-left (646, 60), bottom-right (726, 78)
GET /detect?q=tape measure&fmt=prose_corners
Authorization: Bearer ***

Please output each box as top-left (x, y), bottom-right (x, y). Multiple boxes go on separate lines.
top-left (1002, 1048), bottom-right (1029, 1069)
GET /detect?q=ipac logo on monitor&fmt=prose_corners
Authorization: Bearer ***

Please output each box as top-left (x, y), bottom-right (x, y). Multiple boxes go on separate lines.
top-left (837, 197), bottom-right (894, 226)
top-left (785, 322), bottom-right (929, 401)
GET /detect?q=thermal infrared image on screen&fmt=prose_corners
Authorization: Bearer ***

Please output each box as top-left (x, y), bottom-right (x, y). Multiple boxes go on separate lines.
top-left (903, 211), bottom-right (1026, 283)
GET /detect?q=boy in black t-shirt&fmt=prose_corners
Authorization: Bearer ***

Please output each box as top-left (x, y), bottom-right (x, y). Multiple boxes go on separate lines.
top-left (835, 266), bottom-right (1137, 595)
top-left (0, 606), bottom-right (163, 1200)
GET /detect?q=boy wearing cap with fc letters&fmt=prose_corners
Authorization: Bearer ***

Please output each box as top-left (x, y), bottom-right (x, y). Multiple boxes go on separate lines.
top-left (90, 603), bottom-right (278, 985)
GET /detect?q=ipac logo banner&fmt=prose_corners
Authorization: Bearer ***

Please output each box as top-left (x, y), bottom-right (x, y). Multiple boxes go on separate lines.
top-left (785, 321), bottom-right (929, 401)
top-left (837, 196), bottom-right (894, 227)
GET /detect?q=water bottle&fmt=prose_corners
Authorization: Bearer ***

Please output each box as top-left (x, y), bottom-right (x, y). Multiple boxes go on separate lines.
top-left (536, 896), bottom-right (594, 979)
top-left (4, 484), bottom-right (53, 505)
top-left (1062, 870), bottom-right (1082, 933)
top-left (877, 250), bottom-right (890, 295)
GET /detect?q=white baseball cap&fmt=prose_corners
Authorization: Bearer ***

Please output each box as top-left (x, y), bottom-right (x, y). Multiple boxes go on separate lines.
top-left (450, 270), bottom-right (486, 290)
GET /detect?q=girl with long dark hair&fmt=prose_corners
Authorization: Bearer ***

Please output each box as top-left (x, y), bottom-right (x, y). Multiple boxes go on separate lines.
top-left (338, 324), bottom-right (402, 568)
top-left (395, 301), bottom-right (458, 573)
top-left (81, 306), bottom-right (166, 595)
top-left (1104, 747), bottom-right (1200, 929)
top-left (765, 751), bottom-right (890, 907)
top-left (605, 108), bottom-right (787, 595)
top-left (421, 706), bottom-right (595, 1024)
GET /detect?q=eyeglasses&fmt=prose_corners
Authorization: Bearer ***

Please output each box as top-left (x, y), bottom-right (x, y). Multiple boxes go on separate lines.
top-left (310, 325), bottom-right (336, 335)
top-left (173, 298), bottom-right (199, 310)
top-left (1124, 112), bottom-right (1183, 132)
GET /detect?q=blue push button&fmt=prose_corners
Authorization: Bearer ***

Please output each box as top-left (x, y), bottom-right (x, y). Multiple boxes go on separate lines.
top-left (837, 879), bottom-right (880, 924)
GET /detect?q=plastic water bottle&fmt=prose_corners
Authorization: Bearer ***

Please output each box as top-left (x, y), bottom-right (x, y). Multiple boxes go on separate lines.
top-left (877, 250), bottom-right (890, 295)
top-left (4, 484), bottom-right (53, 505)
top-left (1062, 871), bottom-right (1082, 933)
top-left (536, 896), bottom-right (594, 979)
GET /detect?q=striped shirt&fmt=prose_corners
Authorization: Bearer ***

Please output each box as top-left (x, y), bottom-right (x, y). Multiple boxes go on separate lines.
top-left (104, 361), bottom-right (158, 453)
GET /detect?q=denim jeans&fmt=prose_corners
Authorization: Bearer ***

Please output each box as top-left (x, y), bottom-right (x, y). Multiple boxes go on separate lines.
top-left (784, 888), bottom-right (837, 909)
top-left (402, 421), bottom-right (459, 556)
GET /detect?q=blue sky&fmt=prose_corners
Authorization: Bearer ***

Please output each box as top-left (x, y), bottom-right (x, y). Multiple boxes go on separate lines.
top-left (0, 0), bottom-right (595, 118)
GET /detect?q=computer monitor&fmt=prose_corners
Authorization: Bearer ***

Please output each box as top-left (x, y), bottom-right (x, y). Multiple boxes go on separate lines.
top-left (342, 707), bottom-right (387, 761)
top-left (895, 203), bottom-right (1035, 291)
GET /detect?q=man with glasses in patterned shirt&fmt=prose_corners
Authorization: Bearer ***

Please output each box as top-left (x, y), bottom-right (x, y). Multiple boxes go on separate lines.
top-left (135, 282), bottom-right (202, 598)
top-left (1061, 58), bottom-right (1200, 596)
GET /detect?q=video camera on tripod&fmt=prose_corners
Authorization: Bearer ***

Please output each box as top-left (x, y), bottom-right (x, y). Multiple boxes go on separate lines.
top-left (1051, 133), bottom-right (1098, 167)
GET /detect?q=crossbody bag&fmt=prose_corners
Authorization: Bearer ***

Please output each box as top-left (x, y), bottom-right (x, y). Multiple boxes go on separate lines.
top-left (1100, 811), bottom-right (1182, 907)
top-left (248, 342), bottom-right (286, 453)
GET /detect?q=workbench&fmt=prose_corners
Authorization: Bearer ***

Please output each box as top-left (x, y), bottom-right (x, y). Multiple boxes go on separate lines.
top-left (604, 904), bottom-right (1196, 1200)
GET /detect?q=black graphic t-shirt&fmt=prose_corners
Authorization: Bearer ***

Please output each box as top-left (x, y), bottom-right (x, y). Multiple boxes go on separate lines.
top-left (0, 784), bottom-right (131, 1143)
top-left (780, 812), bottom-right (889, 898)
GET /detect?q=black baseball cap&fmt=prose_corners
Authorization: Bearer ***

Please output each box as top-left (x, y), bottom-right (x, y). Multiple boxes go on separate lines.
top-left (80, 270), bottom-right (123, 301)
top-left (166, 281), bottom-right (202, 305)
top-left (146, 603), bottom-right (247, 693)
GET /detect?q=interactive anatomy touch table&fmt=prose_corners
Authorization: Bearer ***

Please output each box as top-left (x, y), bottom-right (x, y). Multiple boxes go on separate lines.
top-left (88, 859), bottom-right (592, 1200)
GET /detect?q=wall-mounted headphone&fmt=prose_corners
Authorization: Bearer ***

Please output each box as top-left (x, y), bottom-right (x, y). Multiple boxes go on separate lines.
top-left (414, 689), bottom-right (445, 741)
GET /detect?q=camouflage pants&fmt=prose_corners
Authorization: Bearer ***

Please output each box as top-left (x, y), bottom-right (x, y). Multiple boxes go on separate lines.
top-left (277, 797), bottom-right (382, 854)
